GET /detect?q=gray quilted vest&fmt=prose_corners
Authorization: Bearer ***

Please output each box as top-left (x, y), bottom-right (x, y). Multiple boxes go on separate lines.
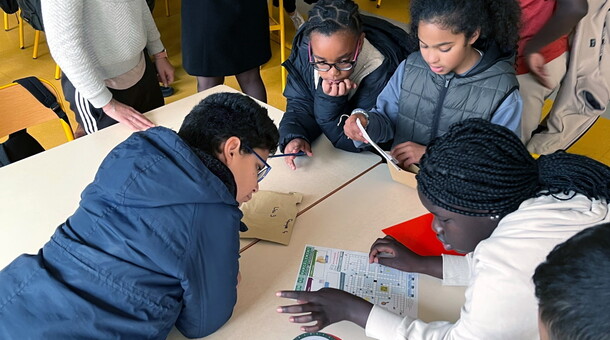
top-left (394, 47), bottom-right (518, 147)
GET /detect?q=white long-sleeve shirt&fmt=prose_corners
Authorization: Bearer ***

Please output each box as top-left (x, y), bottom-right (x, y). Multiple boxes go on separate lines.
top-left (41, 0), bottom-right (165, 108)
top-left (365, 193), bottom-right (610, 340)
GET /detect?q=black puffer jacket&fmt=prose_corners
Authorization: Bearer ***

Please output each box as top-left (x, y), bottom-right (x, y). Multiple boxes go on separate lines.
top-left (279, 15), bottom-right (414, 152)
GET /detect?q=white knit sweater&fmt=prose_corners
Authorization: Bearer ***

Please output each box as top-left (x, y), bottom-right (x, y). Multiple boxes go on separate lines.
top-left (365, 193), bottom-right (610, 340)
top-left (42, 0), bottom-right (165, 108)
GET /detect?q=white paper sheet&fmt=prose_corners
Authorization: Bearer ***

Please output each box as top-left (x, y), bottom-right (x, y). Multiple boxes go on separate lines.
top-left (295, 245), bottom-right (418, 318)
top-left (356, 119), bottom-right (401, 171)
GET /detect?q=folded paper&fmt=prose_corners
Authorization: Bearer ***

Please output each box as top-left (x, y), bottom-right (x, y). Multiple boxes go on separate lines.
top-left (240, 190), bottom-right (303, 245)
top-left (383, 213), bottom-right (463, 256)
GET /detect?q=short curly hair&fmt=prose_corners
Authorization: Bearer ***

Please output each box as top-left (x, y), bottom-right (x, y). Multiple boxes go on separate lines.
top-left (178, 92), bottom-right (279, 156)
top-left (410, 0), bottom-right (521, 52)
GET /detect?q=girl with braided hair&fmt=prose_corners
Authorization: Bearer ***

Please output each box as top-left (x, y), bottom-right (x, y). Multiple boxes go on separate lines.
top-left (345, 0), bottom-right (524, 170)
top-left (279, 0), bottom-right (414, 169)
top-left (278, 118), bottom-right (610, 339)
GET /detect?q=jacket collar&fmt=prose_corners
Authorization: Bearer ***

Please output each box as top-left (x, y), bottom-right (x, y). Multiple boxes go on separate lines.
top-left (190, 147), bottom-right (237, 198)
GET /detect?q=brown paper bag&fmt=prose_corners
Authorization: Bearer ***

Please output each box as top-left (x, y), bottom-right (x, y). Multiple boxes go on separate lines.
top-left (239, 191), bottom-right (303, 245)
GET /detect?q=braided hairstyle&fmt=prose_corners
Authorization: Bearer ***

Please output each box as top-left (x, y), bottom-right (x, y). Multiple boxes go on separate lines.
top-left (410, 0), bottom-right (521, 52)
top-left (303, 0), bottom-right (362, 37)
top-left (417, 118), bottom-right (610, 218)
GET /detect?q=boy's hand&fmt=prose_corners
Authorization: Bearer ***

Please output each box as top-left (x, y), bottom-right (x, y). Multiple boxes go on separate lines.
top-left (391, 142), bottom-right (426, 169)
top-left (276, 288), bottom-right (373, 332)
top-left (283, 138), bottom-right (313, 170)
top-left (526, 52), bottom-right (552, 89)
top-left (322, 78), bottom-right (357, 97)
top-left (343, 114), bottom-right (368, 142)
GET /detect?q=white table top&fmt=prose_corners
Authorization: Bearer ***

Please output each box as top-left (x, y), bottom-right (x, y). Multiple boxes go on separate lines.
top-left (0, 85), bottom-right (380, 268)
top-left (167, 165), bottom-right (466, 340)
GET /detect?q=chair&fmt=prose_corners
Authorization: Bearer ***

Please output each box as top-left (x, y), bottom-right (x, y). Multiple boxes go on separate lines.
top-left (269, 0), bottom-right (288, 91)
top-left (15, 9), bottom-right (62, 79)
top-left (0, 77), bottom-right (74, 164)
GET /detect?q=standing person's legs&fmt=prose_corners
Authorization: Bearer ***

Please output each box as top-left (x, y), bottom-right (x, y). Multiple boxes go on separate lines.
top-left (235, 67), bottom-right (267, 103)
top-left (284, 0), bottom-right (296, 13)
top-left (61, 75), bottom-right (105, 136)
top-left (273, 0), bottom-right (304, 29)
top-left (517, 52), bottom-right (568, 144)
top-left (197, 76), bottom-right (224, 93)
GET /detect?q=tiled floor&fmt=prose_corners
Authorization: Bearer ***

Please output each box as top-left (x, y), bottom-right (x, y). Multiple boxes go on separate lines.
top-left (1, 0), bottom-right (608, 165)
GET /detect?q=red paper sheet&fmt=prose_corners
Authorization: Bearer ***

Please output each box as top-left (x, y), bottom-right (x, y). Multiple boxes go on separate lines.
top-left (382, 213), bottom-right (463, 256)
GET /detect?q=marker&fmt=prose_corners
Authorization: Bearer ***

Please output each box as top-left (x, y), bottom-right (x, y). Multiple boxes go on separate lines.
top-left (269, 151), bottom-right (307, 158)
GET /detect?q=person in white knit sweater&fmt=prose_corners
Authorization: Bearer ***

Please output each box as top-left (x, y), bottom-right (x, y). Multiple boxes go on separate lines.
top-left (277, 118), bottom-right (610, 340)
top-left (41, 0), bottom-right (174, 135)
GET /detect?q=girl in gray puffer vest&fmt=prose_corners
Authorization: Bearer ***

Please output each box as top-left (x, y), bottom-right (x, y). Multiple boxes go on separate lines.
top-left (344, 0), bottom-right (524, 170)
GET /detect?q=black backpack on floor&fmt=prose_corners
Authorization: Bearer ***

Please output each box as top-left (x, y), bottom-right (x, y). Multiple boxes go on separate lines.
top-left (15, 0), bottom-right (43, 31)
top-left (0, 77), bottom-right (71, 168)
top-left (0, 0), bottom-right (18, 14)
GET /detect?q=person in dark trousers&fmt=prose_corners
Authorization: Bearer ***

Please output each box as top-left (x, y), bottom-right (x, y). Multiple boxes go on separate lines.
top-left (42, 0), bottom-right (175, 136)
top-left (273, 0), bottom-right (306, 29)
top-left (181, 0), bottom-right (270, 102)
top-left (279, 0), bottom-right (414, 169)
top-left (0, 93), bottom-right (279, 339)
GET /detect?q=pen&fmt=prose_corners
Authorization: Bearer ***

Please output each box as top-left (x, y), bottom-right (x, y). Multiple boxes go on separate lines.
top-left (269, 151), bottom-right (307, 158)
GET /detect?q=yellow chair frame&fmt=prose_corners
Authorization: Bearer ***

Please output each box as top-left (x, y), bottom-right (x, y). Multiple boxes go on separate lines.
top-left (269, 0), bottom-right (288, 91)
top-left (14, 10), bottom-right (62, 79)
top-left (0, 78), bottom-right (74, 142)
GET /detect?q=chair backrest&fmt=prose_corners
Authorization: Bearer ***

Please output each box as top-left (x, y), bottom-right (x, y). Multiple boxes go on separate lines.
top-left (0, 77), bottom-right (73, 141)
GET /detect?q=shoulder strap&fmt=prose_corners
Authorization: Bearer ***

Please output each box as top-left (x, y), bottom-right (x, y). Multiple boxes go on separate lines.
top-left (14, 77), bottom-right (72, 128)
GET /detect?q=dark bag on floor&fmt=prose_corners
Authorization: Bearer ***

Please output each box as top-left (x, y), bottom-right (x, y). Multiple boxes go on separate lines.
top-left (0, 77), bottom-right (70, 168)
top-left (0, 0), bottom-right (19, 14)
top-left (0, 0), bottom-right (18, 14)
top-left (0, 130), bottom-right (44, 167)
top-left (15, 0), bottom-right (43, 31)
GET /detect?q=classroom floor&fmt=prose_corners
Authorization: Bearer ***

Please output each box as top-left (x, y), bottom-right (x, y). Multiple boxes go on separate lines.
top-left (1, 0), bottom-right (609, 165)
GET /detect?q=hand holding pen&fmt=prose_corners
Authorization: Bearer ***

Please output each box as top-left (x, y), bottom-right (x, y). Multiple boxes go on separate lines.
top-left (281, 138), bottom-right (313, 170)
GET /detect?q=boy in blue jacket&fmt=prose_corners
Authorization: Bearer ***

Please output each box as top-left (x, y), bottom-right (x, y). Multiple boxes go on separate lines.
top-left (0, 92), bottom-right (279, 339)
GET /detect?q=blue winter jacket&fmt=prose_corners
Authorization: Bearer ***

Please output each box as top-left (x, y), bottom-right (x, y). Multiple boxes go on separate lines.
top-left (0, 127), bottom-right (242, 339)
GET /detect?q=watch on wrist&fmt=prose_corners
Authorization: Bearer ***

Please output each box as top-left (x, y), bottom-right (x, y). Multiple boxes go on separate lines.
top-left (154, 49), bottom-right (168, 59)
top-left (351, 108), bottom-right (369, 120)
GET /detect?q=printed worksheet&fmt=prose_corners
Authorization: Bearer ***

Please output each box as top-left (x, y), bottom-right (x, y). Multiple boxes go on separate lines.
top-left (294, 245), bottom-right (418, 318)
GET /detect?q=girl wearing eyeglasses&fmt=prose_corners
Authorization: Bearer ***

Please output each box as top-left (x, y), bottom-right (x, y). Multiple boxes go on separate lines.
top-left (279, 0), bottom-right (415, 170)
top-left (344, 0), bottom-right (524, 170)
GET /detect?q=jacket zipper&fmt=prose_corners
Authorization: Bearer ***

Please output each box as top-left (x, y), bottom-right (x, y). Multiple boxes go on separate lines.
top-left (429, 77), bottom-right (452, 141)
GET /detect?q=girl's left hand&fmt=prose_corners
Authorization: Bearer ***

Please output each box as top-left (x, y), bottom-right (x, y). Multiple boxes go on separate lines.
top-left (391, 142), bottom-right (426, 169)
top-left (322, 78), bottom-right (357, 97)
top-left (276, 288), bottom-right (373, 332)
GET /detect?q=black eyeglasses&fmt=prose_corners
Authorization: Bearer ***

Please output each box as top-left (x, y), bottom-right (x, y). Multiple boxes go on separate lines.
top-left (308, 39), bottom-right (362, 72)
top-left (243, 147), bottom-right (307, 182)
top-left (244, 145), bottom-right (272, 182)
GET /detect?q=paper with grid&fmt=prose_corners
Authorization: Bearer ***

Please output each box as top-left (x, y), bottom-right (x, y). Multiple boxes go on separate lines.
top-left (295, 245), bottom-right (418, 318)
